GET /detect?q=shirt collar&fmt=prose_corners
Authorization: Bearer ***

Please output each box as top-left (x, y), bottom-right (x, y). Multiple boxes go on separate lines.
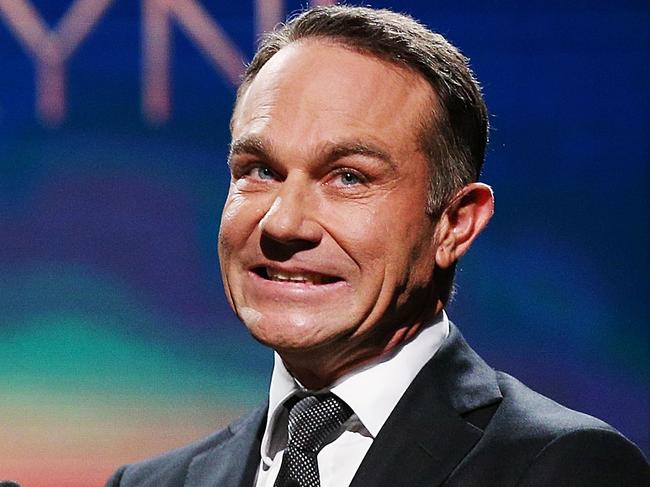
top-left (260, 311), bottom-right (450, 464)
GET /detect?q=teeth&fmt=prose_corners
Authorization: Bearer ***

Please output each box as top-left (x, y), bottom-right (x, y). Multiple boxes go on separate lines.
top-left (266, 268), bottom-right (330, 284)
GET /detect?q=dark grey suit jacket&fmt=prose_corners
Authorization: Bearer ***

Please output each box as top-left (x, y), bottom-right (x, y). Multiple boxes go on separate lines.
top-left (106, 324), bottom-right (650, 486)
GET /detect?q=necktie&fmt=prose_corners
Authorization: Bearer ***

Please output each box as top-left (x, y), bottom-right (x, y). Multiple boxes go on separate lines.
top-left (274, 394), bottom-right (353, 487)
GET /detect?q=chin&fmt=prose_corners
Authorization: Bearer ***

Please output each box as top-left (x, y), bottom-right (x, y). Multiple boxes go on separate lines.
top-left (241, 310), bottom-right (351, 353)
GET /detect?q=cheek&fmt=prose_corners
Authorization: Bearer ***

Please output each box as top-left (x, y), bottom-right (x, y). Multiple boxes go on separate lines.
top-left (326, 203), bottom-right (390, 263)
top-left (356, 210), bottom-right (434, 285)
top-left (341, 198), bottom-right (422, 255)
top-left (401, 220), bottom-right (438, 291)
top-left (219, 192), bottom-right (267, 252)
top-left (221, 189), bottom-right (247, 224)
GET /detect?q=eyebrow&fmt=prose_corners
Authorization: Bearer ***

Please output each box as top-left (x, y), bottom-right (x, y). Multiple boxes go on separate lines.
top-left (228, 136), bottom-right (273, 166)
top-left (325, 141), bottom-right (396, 170)
top-left (228, 135), bottom-right (396, 171)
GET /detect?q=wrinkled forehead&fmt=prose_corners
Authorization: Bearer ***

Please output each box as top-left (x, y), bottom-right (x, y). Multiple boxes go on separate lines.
top-left (231, 38), bottom-right (437, 138)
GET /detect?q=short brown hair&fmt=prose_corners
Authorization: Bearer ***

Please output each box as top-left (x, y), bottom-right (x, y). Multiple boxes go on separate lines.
top-left (234, 4), bottom-right (489, 219)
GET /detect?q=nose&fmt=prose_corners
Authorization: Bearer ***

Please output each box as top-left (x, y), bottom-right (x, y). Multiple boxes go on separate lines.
top-left (258, 174), bottom-right (322, 249)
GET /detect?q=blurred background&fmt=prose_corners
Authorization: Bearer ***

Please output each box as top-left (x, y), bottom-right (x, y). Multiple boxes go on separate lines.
top-left (1, 0), bottom-right (648, 485)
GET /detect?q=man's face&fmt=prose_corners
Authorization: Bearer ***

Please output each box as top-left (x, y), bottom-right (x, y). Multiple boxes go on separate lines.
top-left (219, 40), bottom-right (441, 372)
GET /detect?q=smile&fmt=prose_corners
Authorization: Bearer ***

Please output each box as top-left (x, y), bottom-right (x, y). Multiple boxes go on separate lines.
top-left (253, 267), bottom-right (341, 285)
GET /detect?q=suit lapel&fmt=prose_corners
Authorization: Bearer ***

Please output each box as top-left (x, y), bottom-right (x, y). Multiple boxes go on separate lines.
top-left (350, 324), bottom-right (502, 487)
top-left (184, 405), bottom-right (266, 487)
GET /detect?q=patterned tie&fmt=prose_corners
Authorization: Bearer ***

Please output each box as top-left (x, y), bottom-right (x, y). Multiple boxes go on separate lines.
top-left (274, 394), bottom-right (353, 487)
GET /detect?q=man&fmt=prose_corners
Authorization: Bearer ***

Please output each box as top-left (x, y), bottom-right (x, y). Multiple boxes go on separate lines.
top-left (107, 5), bottom-right (649, 486)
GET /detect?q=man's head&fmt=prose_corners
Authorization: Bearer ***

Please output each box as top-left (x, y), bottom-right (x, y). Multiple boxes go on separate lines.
top-left (234, 5), bottom-right (489, 220)
top-left (219, 5), bottom-right (493, 388)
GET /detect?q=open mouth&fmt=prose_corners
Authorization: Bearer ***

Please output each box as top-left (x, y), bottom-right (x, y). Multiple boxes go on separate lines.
top-left (253, 267), bottom-right (342, 285)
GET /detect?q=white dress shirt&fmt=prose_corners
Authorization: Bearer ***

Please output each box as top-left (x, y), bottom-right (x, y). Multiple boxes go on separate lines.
top-left (254, 312), bottom-right (450, 487)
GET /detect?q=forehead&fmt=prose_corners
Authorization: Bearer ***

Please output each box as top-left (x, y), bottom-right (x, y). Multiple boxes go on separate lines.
top-left (231, 39), bottom-right (435, 155)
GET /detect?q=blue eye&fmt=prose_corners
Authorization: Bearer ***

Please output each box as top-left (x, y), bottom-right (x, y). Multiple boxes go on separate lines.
top-left (339, 171), bottom-right (360, 185)
top-left (255, 166), bottom-right (274, 180)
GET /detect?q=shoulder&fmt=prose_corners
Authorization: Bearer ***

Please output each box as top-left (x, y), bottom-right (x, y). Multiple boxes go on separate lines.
top-left (105, 405), bottom-right (266, 487)
top-left (477, 372), bottom-right (649, 486)
top-left (515, 426), bottom-right (650, 486)
top-left (494, 371), bottom-right (612, 435)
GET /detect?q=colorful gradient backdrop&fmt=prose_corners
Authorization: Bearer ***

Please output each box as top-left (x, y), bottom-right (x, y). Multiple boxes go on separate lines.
top-left (1, 0), bottom-right (648, 485)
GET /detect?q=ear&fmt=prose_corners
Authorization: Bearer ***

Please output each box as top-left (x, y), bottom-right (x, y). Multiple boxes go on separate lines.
top-left (434, 183), bottom-right (494, 269)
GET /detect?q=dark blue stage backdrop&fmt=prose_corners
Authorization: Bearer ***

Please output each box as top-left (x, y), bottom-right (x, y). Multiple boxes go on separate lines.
top-left (1, 1), bottom-right (648, 485)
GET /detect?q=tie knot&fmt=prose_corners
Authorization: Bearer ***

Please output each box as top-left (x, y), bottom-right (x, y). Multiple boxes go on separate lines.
top-left (286, 394), bottom-right (352, 453)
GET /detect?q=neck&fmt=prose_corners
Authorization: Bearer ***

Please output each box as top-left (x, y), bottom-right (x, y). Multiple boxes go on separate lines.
top-left (279, 304), bottom-right (444, 389)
